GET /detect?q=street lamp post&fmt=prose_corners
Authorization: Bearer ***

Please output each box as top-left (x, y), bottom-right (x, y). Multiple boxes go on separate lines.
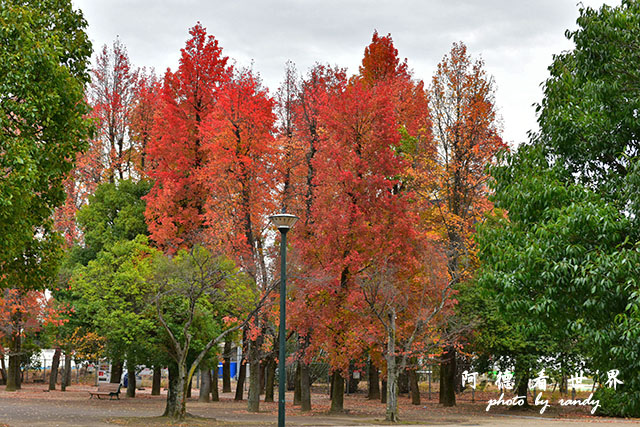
top-left (269, 213), bottom-right (298, 427)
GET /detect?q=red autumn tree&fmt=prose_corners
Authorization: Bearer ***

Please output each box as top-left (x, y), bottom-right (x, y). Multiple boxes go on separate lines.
top-left (277, 63), bottom-right (347, 411)
top-left (89, 38), bottom-right (140, 183)
top-left (130, 70), bottom-right (161, 176)
top-left (298, 78), bottom-right (424, 413)
top-left (145, 23), bottom-right (231, 251)
top-left (428, 41), bottom-right (507, 406)
top-left (0, 290), bottom-right (66, 391)
top-left (203, 69), bottom-right (277, 286)
top-left (202, 68), bottom-right (277, 412)
top-left (55, 39), bottom-right (142, 245)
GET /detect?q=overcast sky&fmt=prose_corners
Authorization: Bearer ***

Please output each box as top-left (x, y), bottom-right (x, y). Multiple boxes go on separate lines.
top-left (72, 0), bottom-right (620, 147)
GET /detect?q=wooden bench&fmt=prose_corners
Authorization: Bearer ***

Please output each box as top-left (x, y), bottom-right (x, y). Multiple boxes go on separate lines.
top-left (89, 383), bottom-right (121, 400)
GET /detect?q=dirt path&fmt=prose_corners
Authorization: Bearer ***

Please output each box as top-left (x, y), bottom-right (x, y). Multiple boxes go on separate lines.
top-left (1, 384), bottom-right (639, 426)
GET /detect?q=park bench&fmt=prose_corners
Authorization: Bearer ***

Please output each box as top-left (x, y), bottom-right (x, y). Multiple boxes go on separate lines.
top-left (88, 383), bottom-right (121, 400)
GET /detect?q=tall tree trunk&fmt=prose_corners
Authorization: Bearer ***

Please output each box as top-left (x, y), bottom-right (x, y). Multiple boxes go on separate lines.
top-left (300, 334), bottom-right (312, 411)
top-left (0, 352), bottom-right (7, 385)
top-left (152, 366), bottom-right (161, 396)
top-left (398, 368), bottom-right (409, 394)
top-left (126, 359), bottom-right (136, 398)
top-left (381, 379), bottom-right (387, 403)
top-left (222, 339), bottom-right (232, 393)
top-left (163, 364), bottom-right (178, 417)
top-left (368, 360), bottom-right (380, 400)
top-left (259, 359), bottom-right (266, 395)
top-left (170, 361), bottom-right (187, 420)
top-left (61, 353), bottom-right (72, 392)
top-left (293, 362), bottom-right (302, 405)
top-left (409, 367), bottom-right (420, 405)
top-left (235, 358), bottom-right (246, 401)
top-left (198, 364), bottom-right (211, 402)
top-left (110, 359), bottom-right (123, 384)
top-left (348, 364), bottom-right (359, 394)
top-left (385, 310), bottom-right (398, 422)
top-left (186, 375), bottom-right (193, 398)
top-left (48, 348), bottom-right (61, 391)
top-left (264, 357), bottom-right (275, 402)
top-left (329, 370), bottom-right (344, 413)
top-left (247, 338), bottom-right (260, 412)
top-left (439, 346), bottom-right (456, 407)
top-left (300, 361), bottom-right (311, 411)
top-left (515, 360), bottom-right (530, 407)
top-left (211, 366), bottom-right (219, 401)
top-left (6, 334), bottom-right (21, 391)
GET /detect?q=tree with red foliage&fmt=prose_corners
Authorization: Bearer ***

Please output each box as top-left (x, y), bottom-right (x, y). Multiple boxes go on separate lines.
top-left (299, 77), bottom-right (422, 413)
top-left (203, 68), bottom-right (276, 286)
top-left (428, 41), bottom-right (506, 407)
top-left (130, 71), bottom-right (161, 175)
top-left (55, 39), bottom-right (143, 246)
top-left (277, 63), bottom-right (347, 412)
top-left (145, 23), bottom-right (231, 251)
top-left (202, 68), bottom-right (277, 412)
top-left (89, 38), bottom-right (140, 183)
top-left (0, 290), bottom-right (66, 391)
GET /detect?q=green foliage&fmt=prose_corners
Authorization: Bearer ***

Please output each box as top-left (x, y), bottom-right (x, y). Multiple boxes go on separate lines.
top-left (0, 0), bottom-right (92, 284)
top-left (71, 235), bottom-right (160, 364)
top-left (538, 0), bottom-right (640, 202)
top-left (476, 143), bottom-right (640, 415)
top-left (75, 179), bottom-right (152, 263)
top-left (474, 2), bottom-right (640, 415)
top-left (153, 246), bottom-right (257, 350)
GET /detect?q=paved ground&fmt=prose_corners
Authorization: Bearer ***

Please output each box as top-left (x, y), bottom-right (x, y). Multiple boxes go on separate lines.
top-left (1, 384), bottom-right (639, 426)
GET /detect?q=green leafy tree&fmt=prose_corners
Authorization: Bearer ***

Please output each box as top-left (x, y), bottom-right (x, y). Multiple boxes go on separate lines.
top-left (476, 2), bottom-right (640, 416)
top-left (477, 145), bottom-right (640, 415)
top-left (71, 235), bottom-right (160, 396)
top-left (74, 179), bottom-right (152, 263)
top-left (537, 0), bottom-right (640, 201)
top-left (151, 245), bottom-right (261, 420)
top-left (0, 0), bottom-right (92, 282)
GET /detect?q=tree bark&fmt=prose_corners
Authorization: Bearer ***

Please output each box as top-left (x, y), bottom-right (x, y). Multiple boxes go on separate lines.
top-left (300, 361), bottom-right (311, 411)
top-left (6, 334), bottom-right (21, 391)
top-left (398, 368), bottom-right (409, 394)
top-left (348, 365), bottom-right (359, 394)
top-left (264, 357), bottom-right (275, 402)
top-left (368, 360), bottom-right (380, 400)
top-left (126, 359), bottom-right (136, 397)
top-left (163, 363), bottom-right (183, 419)
top-left (110, 359), bottom-right (123, 384)
top-left (235, 358), bottom-right (246, 401)
top-left (247, 338), bottom-right (260, 412)
top-left (198, 365), bottom-right (211, 402)
top-left (0, 351), bottom-right (7, 385)
top-left (186, 375), bottom-right (193, 398)
top-left (222, 339), bottom-right (232, 393)
top-left (385, 310), bottom-right (399, 422)
top-left (439, 346), bottom-right (456, 407)
top-left (152, 366), bottom-right (162, 396)
top-left (515, 360), bottom-right (530, 407)
top-left (293, 362), bottom-right (302, 405)
top-left (409, 367), bottom-right (420, 405)
top-left (211, 366), bottom-right (219, 401)
top-left (48, 348), bottom-right (61, 391)
top-left (329, 370), bottom-right (344, 413)
top-left (61, 353), bottom-right (72, 392)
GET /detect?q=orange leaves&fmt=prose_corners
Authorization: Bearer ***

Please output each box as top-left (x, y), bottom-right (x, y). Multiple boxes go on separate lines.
top-left (0, 289), bottom-right (65, 340)
top-left (145, 23), bottom-right (231, 251)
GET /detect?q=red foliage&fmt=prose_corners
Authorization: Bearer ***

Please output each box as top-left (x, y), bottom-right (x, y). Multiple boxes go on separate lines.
top-left (145, 23), bottom-right (231, 251)
top-left (202, 68), bottom-right (277, 284)
top-left (0, 289), bottom-right (67, 342)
